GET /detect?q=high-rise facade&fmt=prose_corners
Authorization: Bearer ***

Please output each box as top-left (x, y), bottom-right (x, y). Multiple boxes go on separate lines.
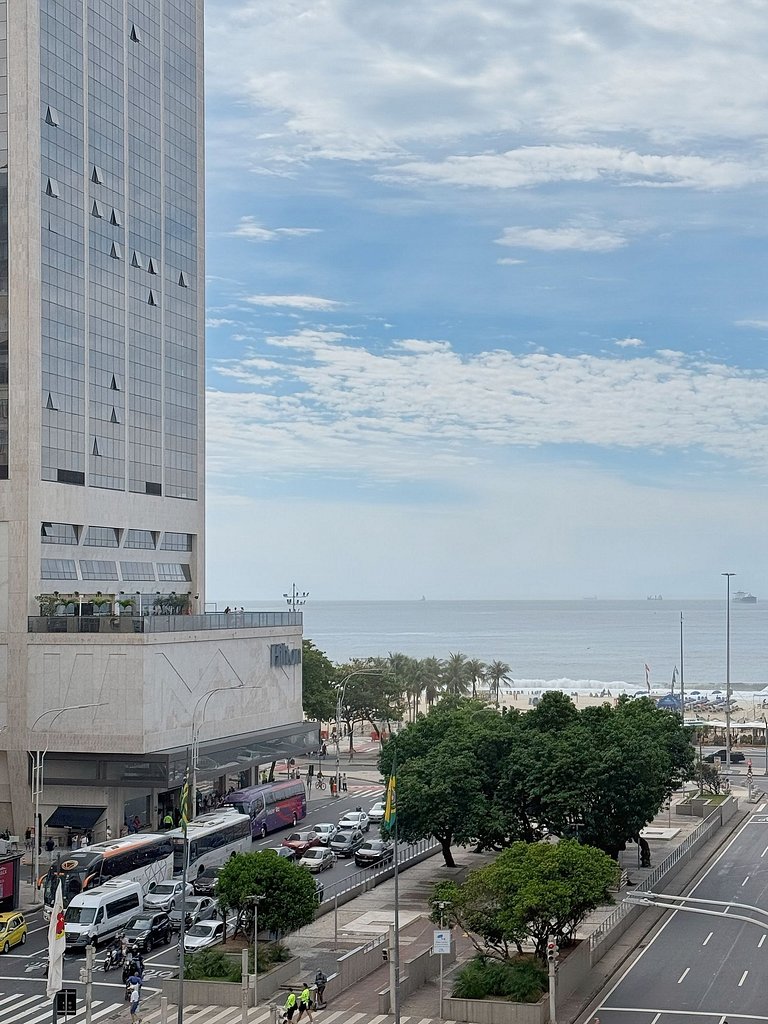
top-left (0, 1), bottom-right (312, 840)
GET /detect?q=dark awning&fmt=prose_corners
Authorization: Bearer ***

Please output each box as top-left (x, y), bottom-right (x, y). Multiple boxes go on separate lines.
top-left (45, 806), bottom-right (106, 830)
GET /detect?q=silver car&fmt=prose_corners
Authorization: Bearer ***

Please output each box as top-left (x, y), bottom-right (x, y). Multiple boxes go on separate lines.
top-left (312, 823), bottom-right (338, 846)
top-left (169, 896), bottom-right (218, 932)
top-left (144, 880), bottom-right (194, 912)
top-left (299, 847), bottom-right (336, 873)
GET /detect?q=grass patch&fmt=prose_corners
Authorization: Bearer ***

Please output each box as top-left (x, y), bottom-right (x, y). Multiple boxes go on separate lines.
top-left (452, 955), bottom-right (547, 1002)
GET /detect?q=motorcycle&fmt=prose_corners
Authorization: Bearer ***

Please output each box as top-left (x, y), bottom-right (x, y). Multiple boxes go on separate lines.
top-left (103, 942), bottom-right (124, 971)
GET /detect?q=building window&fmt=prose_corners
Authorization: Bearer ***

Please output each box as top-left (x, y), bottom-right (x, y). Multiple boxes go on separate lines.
top-left (147, 258), bottom-right (158, 275)
top-left (41, 523), bottom-right (79, 545)
top-left (45, 178), bottom-right (60, 198)
top-left (57, 469), bottom-right (85, 486)
top-left (92, 200), bottom-right (104, 218)
top-left (156, 563), bottom-right (191, 582)
top-left (80, 560), bottom-right (119, 580)
top-left (148, 290), bottom-right (158, 306)
top-left (45, 393), bottom-right (57, 411)
top-left (160, 533), bottom-right (193, 552)
top-left (41, 559), bottom-right (78, 580)
top-left (124, 530), bottom-right (156, 550)
top-left (178, 271), bottom-right (189, 288)
top-left (120, 561), bottom-right (156, 581)
top-left (145, 481), bottom-right (162, 495)
top-left (130, 23), bottom-right (141, 42)
top-left (110, 209), bottom-right (122, 227)
top-left (84, 527), bottom-right (119, 548)
top-left (45, 106), bottom-right (59, 126)
top-left (110, 241), bottom-right (122, 260)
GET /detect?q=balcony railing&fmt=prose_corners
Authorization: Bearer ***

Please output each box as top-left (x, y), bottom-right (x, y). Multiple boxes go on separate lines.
top-left (28, 611), bottom-right (302, 634)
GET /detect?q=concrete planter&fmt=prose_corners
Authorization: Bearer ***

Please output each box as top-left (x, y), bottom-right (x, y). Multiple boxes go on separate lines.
top-left (162, 955), bottom-right (299, 1007)
top-left (444, 995), bottom-right (548, 1024)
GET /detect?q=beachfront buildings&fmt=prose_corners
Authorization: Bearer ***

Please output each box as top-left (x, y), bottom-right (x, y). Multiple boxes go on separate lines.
top-left (0, 0), bottom-right (310, 839)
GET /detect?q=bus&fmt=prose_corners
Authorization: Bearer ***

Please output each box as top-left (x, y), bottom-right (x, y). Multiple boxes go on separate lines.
top-left (224, 779), bottom-right (306, 838)
top-left (167, 809), bottom-right (252, 876)
top-left (42, 833), bottom-right (174, 919)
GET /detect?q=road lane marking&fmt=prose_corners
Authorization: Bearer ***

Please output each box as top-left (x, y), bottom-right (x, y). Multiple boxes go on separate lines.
top-left (760, 804), bottom-right (767, 812)
top-left (762, 845), bottom-right (768, 857)
top-left (759, 935), bottom-right (766, 948)
top-left (650, 1015), bottom-right (661, 1024)
top-left (677, 967), bottom-right (690, 983)
top-left (603, 1009), bottom-right (768, 1019)
top-left (703, 931), bottom-right (713, 945)
top-left (739, 970), bottom-right (749, 986)
top-left (743, 876), bottom-right (750, 885)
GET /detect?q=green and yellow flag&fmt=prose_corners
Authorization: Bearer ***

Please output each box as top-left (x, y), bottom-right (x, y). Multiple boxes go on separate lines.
top-left (180, 764), bottom-right (192, 835)
top-left (383, 761), bottom-right (397, 832)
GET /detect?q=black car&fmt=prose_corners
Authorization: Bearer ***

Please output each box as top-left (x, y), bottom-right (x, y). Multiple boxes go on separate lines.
top-left (703, 749), bottom-right (746, 763)
top-left (123, 911), bottom-right (172, 952)
top-left (330, 829), bottom-right (365, 858)
top-left (192, 867), bottom-right (221, 896)
top-left (354, 839), bottom-right (394, 868)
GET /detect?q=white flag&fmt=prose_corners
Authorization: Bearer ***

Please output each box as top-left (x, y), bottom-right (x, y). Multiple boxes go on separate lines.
top-left (46, 881), bottom-right (65, 1000)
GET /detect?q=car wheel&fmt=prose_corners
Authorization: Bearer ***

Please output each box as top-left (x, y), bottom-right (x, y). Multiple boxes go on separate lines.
top-left (144, 938), bottom-right (152, 953)
top-left (261, 823), bottom-right (267, 839)
top-left (165, 929), bottom-right (172, 945)
top-left (169, 899), bottom-right (175, 910)
top-left (292, 814), bottom-right (297, 826)
top-left (2, 941), bottom-right (8, 954)
top-left (20, 932), bottom-right (27, 945)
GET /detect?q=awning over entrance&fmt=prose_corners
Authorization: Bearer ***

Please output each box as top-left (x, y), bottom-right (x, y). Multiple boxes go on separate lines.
top-left (45, 806), bottom-right (106, 830)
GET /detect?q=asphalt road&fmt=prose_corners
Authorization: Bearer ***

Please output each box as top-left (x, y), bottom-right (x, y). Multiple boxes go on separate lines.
top-left (589, 804), bottom-right (768, 1024)
top-left (0, 783), bottom-right (387, 1020)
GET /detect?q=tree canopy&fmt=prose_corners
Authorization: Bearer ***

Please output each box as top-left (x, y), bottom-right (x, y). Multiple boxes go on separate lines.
top-left (432, 839), bottom-right (617, 960)
top-left (301, 640), bottom-right (337, 721)
top-left (216, 851), bottom-right (317, 938)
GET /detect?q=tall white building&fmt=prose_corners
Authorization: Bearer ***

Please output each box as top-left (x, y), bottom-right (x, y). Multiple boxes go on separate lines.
top-left (0, 0), bottom-right (310, 839)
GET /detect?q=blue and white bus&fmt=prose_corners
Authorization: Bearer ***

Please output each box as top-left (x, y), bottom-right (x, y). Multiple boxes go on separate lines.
top-left (168, 810), bottom-right (252, 876)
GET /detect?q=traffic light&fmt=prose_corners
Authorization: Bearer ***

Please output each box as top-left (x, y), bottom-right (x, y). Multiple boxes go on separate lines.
top-left (79, 967), bottom-right (88, 983)
top-left (546, 939), bottom-right (559, 963)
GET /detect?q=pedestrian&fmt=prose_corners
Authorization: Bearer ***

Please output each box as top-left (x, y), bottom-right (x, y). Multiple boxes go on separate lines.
top-left (284, 990), bottom-right (297, 1022)
top-left (297, 982), bottom-right (314, 1023)
top-left (105, 823), bottom-right (112, 840)
top-left (129, 983), bottom-right (142, 1022)
top-left (341, 773), bottom-right (347, 793)
top-left (329, 778), bottom-right (336, 798)
top-left (162, 810), bottom-right (174, 830)
top-left (24, 827), bottom-right (32, 850)
top-left (314, 968), bottom-right (328, 1008)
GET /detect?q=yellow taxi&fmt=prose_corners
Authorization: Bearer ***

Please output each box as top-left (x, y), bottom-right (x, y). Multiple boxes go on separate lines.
top-left (0, 911), bottom-right (27, 952)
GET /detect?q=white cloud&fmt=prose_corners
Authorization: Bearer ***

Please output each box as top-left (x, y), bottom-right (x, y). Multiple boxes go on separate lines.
top-left (735, 319), bottom-right (768, 329)
top-left (393, 339), bottom-right (452, 353)
top-left (497, 258), bottom-right (526, 266)
top-left (229, 216), bottom-right (321, 241)
top-left (614, 337), bottom-right (645, 348)
top-left (243, 295), bottom-right (344, 311)
top-left (206, 318), bottom-right (238, 328)
top-left (495, 225), bottom-right (627, 252)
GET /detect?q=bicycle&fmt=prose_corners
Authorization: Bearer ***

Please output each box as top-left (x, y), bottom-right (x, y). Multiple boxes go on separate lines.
top-left (315, 779), bottom-right (326, 790)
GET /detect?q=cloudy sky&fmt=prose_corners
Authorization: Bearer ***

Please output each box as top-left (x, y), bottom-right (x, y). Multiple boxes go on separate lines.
top-left (202, 0), bottom-right (768, 602)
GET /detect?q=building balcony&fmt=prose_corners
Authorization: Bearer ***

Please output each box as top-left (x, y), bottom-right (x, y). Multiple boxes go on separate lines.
top-left (27, 611), bottom-right (302, 634)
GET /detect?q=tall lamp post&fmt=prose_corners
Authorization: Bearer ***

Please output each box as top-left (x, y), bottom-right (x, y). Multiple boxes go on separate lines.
top-left (250, 894), bottom-right (263, 1006)
top-left (334, 669), bottom-right (380, 793)
top-left (31, 703), bottom-right (107, 902)
top-left (283, 584), bottom-right (308, 612)
top-left (722, 572), bottom-right (735, 774)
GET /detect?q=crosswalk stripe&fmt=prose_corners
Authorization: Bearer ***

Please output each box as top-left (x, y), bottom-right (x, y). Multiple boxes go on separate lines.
top-left (345, 1014), bottom-right (367, 1024)
top-left (317, 1011), bottom-right (345, 1024)
top-left (366, 1015), bottom-right (389, 1024)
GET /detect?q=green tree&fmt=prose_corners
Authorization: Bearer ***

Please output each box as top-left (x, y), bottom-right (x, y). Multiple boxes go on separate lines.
top-left (465, 659), bottom-right (486, 700)
top-left (301, 640), bottom-right (337, 721)
top-left (420, 657), bottom-right (444, 708)
top-left (442, 652), bottom-right (470, 696)
top-left (432, 840), bottom-right (616, 961)
top-left (487, 660), bottom-right (512, 708)
top-left (217, 850), bottom-right (317, 938)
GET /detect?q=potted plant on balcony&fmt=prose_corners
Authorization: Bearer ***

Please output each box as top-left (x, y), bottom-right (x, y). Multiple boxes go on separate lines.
top-left (91, 592), bottom-right (112, 615)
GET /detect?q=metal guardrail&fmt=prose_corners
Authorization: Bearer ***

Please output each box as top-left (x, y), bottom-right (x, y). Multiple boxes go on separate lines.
top-left (28, 611), bottom-right (302, 634)
top-left (318, 838), bottom-right (440, 906)
top-left (590, 812), bottom-right (721, 946)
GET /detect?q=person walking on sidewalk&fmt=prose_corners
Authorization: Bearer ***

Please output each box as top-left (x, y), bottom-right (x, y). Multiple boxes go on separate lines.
top-left (284, 990), bottom-right (298, 1022)
top-left (314, 968), bottom-right (328, 1008)
top-left (128, 983), bottom-right (142, 1022)
top-left (341, 773), bottom-right (348, 793)
top-left (297, 982), bottom-right (314, 1023)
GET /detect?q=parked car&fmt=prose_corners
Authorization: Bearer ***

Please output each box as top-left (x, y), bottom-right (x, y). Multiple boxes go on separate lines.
top-left (123, 911), bottom-right (173, 952)
top-left (145, 880), bottom-right (194, 911)
top-left (703, 749), bottom-right (746, 763)
top-left (299, 847), bottom-right (336, 873)
top-left (367, 801), bottom-right (386, 823)
top-left (282, 830), bottom-right (321, 857)
top-left (312, 823), bottom-right (339, 845)
top-left (169, 896), bottom-right (218, 932)
top-left (330, 829), bottom-right (365, 858)
top-left (183, 919), bottom-right (228, 952)
top-left (0, 912), bottom-right (27, 953)
top-left (269, 845), bottom-right (296, 860)
top-left (354, 839), bottom-right (394, 868)
top-left (192, 868), bottom-right (221, 897)
top-left (338, 811), bottom-right (370, 833)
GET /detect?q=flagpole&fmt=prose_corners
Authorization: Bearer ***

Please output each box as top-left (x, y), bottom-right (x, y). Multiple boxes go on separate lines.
top-left (393, 812), bottom-right (401, 1024)
top-left (177, 756), bottom-right (191, 1024)
top-left (385, 743), bottom-right (401, 1024)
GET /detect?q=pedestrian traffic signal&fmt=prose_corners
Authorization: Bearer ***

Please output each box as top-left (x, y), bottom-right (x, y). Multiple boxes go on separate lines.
top-left (546, 940), bottom-right (559, 962)
top-left (79, 967), bottom-right (88, 983)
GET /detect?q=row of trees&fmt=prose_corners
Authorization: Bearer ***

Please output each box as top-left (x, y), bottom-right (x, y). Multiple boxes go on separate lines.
top-left (302, 639), bottom-right (513, 734)
top-left (378, 693), bottom-right (694, 865)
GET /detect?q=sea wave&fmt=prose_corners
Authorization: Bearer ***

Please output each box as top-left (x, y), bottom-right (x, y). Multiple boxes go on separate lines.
top-left (503, 677), bottom-right (768, 698)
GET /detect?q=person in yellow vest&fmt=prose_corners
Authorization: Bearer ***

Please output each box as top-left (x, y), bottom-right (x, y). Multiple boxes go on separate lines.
top-left (297, 982), bottom-right (314, 1023)
top-left (283, 990), bottom-right (297, 1022)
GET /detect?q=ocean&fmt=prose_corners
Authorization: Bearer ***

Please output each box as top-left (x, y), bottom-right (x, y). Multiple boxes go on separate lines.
top-left (287, 599), bottom-right (768, 696)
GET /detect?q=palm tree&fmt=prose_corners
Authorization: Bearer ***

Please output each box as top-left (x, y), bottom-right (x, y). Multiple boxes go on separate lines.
top-left (465, 658), bottom-right (486, 699)
top-left (487, 659), bottom-right (512, 708)
top-left (421, 657), bottom-right (444, 709)
top-left (442, 652), bottom-right (470, 696)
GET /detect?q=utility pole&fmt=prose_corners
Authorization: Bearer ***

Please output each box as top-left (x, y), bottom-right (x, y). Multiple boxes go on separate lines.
top-left (546, 935), bottom-right (559, 1024)
top-left (78, 943), bottom-right (94, 1024)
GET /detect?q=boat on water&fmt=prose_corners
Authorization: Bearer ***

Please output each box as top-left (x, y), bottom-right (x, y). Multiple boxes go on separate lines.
top-left (732, 590), bottom-right (758, 604)
top-left (646, 594), bottom-right (663, 601)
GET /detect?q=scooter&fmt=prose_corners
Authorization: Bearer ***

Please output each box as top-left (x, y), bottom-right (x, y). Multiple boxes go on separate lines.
top-left (103, 942), bottom-right (124, 971)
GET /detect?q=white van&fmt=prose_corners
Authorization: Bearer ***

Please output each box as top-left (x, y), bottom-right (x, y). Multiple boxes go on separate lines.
top-left (64, 879), bottom-right (143, 949)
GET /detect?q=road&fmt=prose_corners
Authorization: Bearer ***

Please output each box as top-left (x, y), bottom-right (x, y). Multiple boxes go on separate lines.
top-left (589, 807), bottom-right (768, 1024)
top-left (0, 781), bottom-right (388, 1022)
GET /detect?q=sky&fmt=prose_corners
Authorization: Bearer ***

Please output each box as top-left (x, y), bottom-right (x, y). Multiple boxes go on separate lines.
top-left (202, 0), bottom-right (768, 602)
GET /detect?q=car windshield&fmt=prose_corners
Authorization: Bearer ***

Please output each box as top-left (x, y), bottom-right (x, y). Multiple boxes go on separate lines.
top-left (200, 869), bottom-right (218, 878)
top-left (64, 906), bottom-right (96, 925)
top-left (128, 918), bottom-right (154, 930)
top-left (335, 832), bottom-right (352, 842)
top-left (152, 884), bottom-right (176, 895)
top-left (187, 924), bottom-right (215, 937)
top-left (286, 833), bottom-right (302, 842)
top-left (304, 849), bottom-right (323, 858)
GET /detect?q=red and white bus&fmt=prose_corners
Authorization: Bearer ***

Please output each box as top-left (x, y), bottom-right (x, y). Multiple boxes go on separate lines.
top-left (224, 780), bottom-right (306, 839)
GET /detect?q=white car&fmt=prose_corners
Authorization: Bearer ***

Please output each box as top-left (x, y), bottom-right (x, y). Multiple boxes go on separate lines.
top-left (144, 880), bottom-right (194, 912)
top-left (183, 919), bottom-right (228, 952)
top-left (312, 823), bottom-right (339, 846)
top-left (338, 811), bottom-right (370, 833)
top-left (368, 801), bottom-right (386, 823)
top-left (299, 847), bottom-right (336, 873)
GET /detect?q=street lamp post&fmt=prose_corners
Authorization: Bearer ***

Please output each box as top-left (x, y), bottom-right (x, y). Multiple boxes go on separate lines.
top-left (31, 703), bottom-right (106, 903)
top-left (722, 572), bottom-right (735, 773)
top-left (334, 669), bottom-right (380, 793)
top-left (190, 685), bottom-right (259, 816)
top-left (761, 715), bottom-right (768, 777)
top-left (250, 894), bottom-right (263, 1006)
top-left (435, 900), bottom-right (451, 1019)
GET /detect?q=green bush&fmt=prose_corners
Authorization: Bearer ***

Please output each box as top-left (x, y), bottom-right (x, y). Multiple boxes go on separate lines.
top-left (185, 950), bottom-right (241, 982)
top-left (452, 956), bottom-right (547, 1002)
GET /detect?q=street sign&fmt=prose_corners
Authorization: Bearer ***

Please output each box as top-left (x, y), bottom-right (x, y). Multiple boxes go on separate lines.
top-left (56, 989), bottom-right (77, 1013)
top-left (433, 928), bottom-right (451, 954)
